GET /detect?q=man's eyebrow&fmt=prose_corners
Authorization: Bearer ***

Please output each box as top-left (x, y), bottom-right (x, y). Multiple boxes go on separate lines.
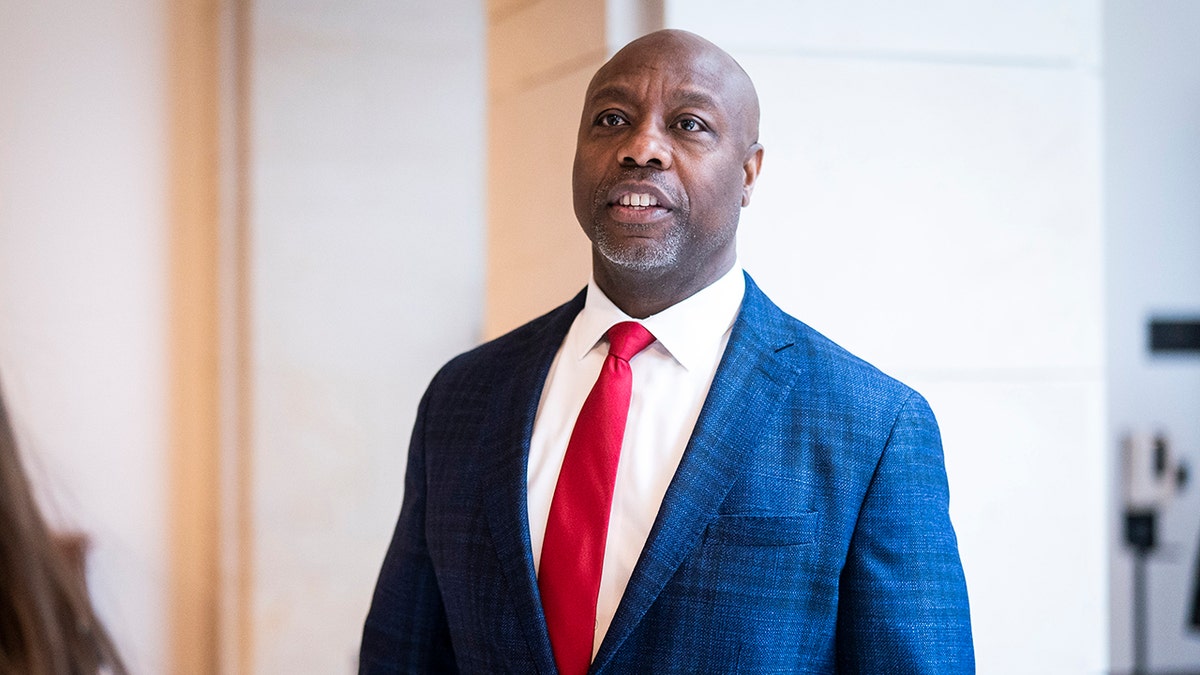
top-left (672, 89), bottom-right (720, 112)
top-left (586, 84), bottom-right (635, 107)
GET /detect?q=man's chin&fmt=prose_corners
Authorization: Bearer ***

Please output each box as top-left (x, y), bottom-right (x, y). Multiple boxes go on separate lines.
top-left (595, 242), bottom-right (678, 274)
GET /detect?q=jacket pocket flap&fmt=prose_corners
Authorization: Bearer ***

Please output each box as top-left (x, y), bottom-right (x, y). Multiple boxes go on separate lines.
top-left (705, 512), bottom-right (818, 547)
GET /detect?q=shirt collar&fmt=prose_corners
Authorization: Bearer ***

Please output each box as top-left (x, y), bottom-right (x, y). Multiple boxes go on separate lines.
top-left (567, 263), bottom-right (746, 372)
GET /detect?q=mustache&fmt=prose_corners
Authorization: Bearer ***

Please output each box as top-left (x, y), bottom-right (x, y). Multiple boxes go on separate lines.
top-left (610, 167), bottom-right (666, 186)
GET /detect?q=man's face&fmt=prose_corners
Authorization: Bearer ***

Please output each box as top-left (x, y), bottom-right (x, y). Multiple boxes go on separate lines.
top-left (572, 33), bottom-right (762, 291)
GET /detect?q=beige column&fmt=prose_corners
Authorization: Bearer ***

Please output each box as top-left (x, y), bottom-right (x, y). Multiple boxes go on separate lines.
top-left (167, 0), bottom-right (247, 672)
top-left (484, 0), bottom-right (663, 337)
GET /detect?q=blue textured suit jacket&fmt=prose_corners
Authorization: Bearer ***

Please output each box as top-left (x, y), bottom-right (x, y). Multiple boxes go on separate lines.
top-left (360, 274), bottom-right (973, 674)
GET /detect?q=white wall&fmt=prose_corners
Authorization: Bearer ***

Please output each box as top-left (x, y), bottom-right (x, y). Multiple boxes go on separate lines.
top-left (245, 1), bottom-right (485, 672)
top-left (0, 1), bottom-right (169, 672)
top-left (1105, 1), bottom-right (1200, 671)
top-left (666, 2), bottom-right (1107, 673)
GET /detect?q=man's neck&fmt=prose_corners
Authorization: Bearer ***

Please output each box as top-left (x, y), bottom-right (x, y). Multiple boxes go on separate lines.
top-left (591, 254), bottom-right (737, 319)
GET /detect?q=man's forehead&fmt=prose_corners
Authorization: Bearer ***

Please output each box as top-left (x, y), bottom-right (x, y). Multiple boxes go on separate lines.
top-left (595, 38), bottom-right (725, 83)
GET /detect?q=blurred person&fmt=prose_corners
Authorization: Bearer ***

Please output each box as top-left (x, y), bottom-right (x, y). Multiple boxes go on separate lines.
top-left (361, 29), bottom-right (971, 674)
top-left (1191, 530), bottom-right (1200, 630)
top-left (0, 379), bottom-right (128, 675)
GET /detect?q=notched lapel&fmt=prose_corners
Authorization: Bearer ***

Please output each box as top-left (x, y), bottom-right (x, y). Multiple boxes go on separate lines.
top-left (592, 278), bottom-right (803, 671)
top-left (479, 293), bottom-right (585, 674)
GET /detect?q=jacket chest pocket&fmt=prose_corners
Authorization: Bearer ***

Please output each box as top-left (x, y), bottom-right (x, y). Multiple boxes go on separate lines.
top-left (670, 510), bottom-right (833, 635)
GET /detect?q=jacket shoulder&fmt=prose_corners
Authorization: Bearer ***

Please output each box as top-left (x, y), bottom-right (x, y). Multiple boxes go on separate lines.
top-left (739, 275), bottom-right (918, 411)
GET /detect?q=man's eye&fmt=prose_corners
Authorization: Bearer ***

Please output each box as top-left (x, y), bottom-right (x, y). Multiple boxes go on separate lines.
top-left (674, 118), bottom-right (706, 132)
top-left (597, 113), bottom-right (628, 127)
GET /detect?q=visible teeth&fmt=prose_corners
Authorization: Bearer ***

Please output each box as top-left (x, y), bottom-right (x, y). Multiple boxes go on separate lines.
top-left (619, 193), bottom-right (659, 207)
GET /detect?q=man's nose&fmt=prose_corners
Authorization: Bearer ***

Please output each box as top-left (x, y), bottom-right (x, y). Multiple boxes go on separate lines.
top-left (618, 123), bottom-right (672, 169)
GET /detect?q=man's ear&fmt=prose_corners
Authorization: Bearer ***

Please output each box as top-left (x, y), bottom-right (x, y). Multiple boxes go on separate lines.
top-left (741, 143), bottom-right (764, 207)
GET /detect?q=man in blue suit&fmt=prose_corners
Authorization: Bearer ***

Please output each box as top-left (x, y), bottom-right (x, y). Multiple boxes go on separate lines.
top-left (361, 29), bottom-right (973, 674)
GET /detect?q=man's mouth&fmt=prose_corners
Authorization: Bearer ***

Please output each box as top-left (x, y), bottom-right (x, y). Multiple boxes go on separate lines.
top-left (604, 184), bottom-right (673, 224)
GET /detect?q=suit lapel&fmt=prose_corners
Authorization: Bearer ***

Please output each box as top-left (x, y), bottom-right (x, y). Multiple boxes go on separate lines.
top-left (480, 291), bottom-right (585, 674)
top-left (592, 276), bottom-right (803, 672)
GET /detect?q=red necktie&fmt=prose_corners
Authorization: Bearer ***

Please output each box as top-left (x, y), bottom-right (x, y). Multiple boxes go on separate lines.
top-left (538, 321), bottom-right (656, 675)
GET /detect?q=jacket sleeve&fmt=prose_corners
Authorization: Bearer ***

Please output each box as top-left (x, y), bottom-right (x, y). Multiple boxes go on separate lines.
top-left (359, 387), bottom-right (459, 674)
top-left (835, 391), bottom-right (974, 674)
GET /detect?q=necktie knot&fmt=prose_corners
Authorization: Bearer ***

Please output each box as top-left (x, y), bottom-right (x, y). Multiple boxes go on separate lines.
top-left (606, 321), bottom-right (655, 363)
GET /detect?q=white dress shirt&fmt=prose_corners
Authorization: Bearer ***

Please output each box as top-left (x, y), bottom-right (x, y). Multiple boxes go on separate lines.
top-left (527, 263), bottom-right (746, 657)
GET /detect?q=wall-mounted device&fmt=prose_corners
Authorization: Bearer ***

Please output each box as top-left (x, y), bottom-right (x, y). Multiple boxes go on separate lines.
top-left (1122, 431), bottom-right (1190, 675)
top-left (1148, 317), bottom-right (1200, 354)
